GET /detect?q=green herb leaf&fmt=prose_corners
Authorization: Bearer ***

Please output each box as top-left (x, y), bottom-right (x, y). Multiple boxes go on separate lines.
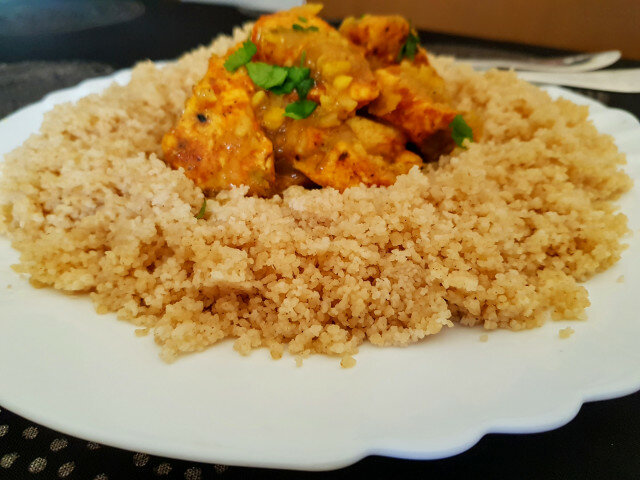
top-left (295, 77), bottom-right (315, 99)
top-left (195, 198), bottom-right (207, 219)
top-left (268, 66), bottom-right (312, 96)
top-left (287, 66), bottom-right (310, 85)
top-left (397, 31), bottom-right (420, 62)
top-left (293, 24), bottom-right (319, 32)
top-left (246, 62), bottom-right (289, 89)
top-left (284, 99), bottom-right (317, 119)
top-left (298, 16), bottom-right (308, 23)
top-left (269, 79), bottom-right (296, 95)
top-left (450, 115), bottom-right (473, 148)
top-left (224, 40), bottom-right (257, 72)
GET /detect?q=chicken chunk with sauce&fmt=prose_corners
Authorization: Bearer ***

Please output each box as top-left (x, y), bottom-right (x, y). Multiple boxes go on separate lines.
top-left (339, 14), bottom-right (410, 70)
top-left (162, 5), bottom-right (473, 196)
top-left (162, 55), bottom-right (274, 196)
top-left (368, 62), bottom-right (458, 148)
top-left (258, 112), bottom-right (421, 191)
top-left (252, 4), bottom-right (379, 126)
top-left (339, 14), bottom-right (430, 69)
top-left (339, 14), bottom-right (459, 153)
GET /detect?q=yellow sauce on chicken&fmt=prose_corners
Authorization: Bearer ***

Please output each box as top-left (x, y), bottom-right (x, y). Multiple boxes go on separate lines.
top-left (162, 4), bottom-right (473, 196)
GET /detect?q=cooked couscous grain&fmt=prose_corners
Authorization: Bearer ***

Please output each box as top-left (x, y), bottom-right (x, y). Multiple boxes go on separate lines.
top-left (0, 25), bottom-right (631, 362)
top-left (135, 328), bottom-right (150, 337)
top-left (559, 327), bottom-right (575, 339)
top-left (340, 355), bottom-right (357, 368)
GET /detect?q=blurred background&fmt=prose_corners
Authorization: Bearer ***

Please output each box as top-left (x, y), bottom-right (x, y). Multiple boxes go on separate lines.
top-left (191, 0), bottom-right (640, 59)
top-left (322, 0), bottom-right (640, 60)
top-left (1, 0), bottom-right (638, 59)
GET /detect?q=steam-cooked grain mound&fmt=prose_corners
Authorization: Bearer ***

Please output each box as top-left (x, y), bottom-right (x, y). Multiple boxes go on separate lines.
top-left (0, 26), bottom-right (632, 362)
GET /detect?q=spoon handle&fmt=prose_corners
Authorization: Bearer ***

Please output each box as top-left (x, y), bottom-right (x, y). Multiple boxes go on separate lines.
top-left (466, 50), bottom-right (621, 73)
top-left (516, 68), bottom-right (640, 93)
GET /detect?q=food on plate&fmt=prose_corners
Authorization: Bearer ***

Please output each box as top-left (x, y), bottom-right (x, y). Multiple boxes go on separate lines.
top-left (161, 55), bottom-right (275, 196)
top-left (558, 327), bottom-right (575, 339)
top-left (339, 14), bottom-right (416, 69)
top-left (164, 4), bottom-right (459, 194)
top-left (0, 5), bottom-right (632, 365)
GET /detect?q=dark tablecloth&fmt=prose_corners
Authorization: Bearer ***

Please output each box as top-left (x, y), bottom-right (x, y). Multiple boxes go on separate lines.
top-left (1, 1), bottom-right (639, 479)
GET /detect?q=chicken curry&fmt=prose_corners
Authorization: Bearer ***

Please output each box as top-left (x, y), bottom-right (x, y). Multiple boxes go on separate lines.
top-left (162, 4), bottom-right (475, 196)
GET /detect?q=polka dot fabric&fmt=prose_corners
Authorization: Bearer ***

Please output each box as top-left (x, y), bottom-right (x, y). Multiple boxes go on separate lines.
top-left (0, 66), bottom-right (224, 480)
top-left (0, 408), bottom-right (229, 479)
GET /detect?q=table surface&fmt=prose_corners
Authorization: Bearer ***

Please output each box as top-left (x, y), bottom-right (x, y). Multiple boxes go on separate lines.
top-left (1, 1), bottom-right (639, 479)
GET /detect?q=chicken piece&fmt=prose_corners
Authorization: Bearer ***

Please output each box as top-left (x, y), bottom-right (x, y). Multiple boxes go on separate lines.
top-left (253, 86), bottom-right (420, 191)
top-left (339, 14), bottom-right (431, 69)
top-left (368, 62), bottom-right (458, 148)
top-left (258, 110), bottom-right (421, 191)
top-left (293, 139), bottom-right (395, 191)
top-left (343, 116), bottom-right (422, 183)
top-left (162, 55), bottom-right (275, 196)
top-left (412, 47), bottom-right (432, 67)
top-left (345, 116), bottom-right (414, 160)
top-left (292, 131), bottom-right (421, 191)
top-left (252, 4), bottom-right (379, 126)
top-left (251, 4), bottom-right (329, 39)
top-left (339, 14), bottom-right (410, 69)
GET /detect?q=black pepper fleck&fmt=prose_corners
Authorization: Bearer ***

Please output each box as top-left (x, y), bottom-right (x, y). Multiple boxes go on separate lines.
top-left (197, 114), bottom-right (207, 123)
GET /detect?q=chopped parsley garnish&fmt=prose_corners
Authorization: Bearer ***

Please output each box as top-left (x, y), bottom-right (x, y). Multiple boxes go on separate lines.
top-left (245, 62), bottom-right (314, 100)
top-left (450, 115), bottom-right (474, 148)
top-left (397, 30), bottom-right (420, 62)
top-left (237, 46), bottom-right (316, 119)
top-left (298, 16), bottom-right (308, 23)
top-left (246, 62), bottom-right (289, 89)
top-left (195, 198), bottom-right (207, 219)
top-left (293, 23), bottom-right (319, 32)
top-left (286, 66), bottom-right (310, 85)
top-left (224, 39), bottom-right (257, 72)
top-left (268, 78), bottom-right (296, 95)
top-left (295, 77), bottom-right (314, 99)
top-left (284, 99), bottom-right (317, 119)
top-left (267, 65), bottom-right (312, 95)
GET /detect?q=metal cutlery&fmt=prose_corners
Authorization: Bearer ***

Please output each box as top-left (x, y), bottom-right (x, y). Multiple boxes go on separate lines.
top-left (516, 68), bottom-right (640, 93)
top-left (465, 50), bottom-right (621, 73)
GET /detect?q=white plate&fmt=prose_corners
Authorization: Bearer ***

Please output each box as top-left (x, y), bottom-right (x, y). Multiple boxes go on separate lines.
top-left (1, 70), bottom-right (639, 471)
